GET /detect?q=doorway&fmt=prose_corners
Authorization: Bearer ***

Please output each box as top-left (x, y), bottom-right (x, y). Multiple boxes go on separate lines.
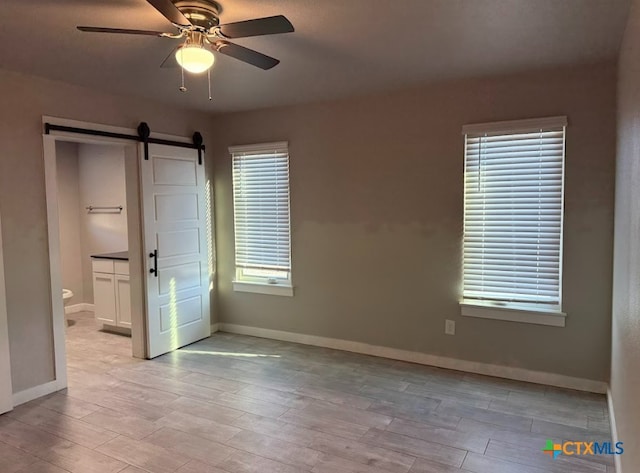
top-left (54, 140), bottom-right (135, 361)
top-left (43, 117), bottom-right (212, 398)
top-left (44, 130), bottom-right (145, 394)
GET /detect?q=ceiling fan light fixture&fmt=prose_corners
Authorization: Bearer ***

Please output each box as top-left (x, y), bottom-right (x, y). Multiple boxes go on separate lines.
top-left (176, 44), bottom-right (215, 74)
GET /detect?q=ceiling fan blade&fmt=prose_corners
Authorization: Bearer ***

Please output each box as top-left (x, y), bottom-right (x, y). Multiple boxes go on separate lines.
top-left (218, 15), bottom-right (294, 39)
top-left (160, 47), bottom-right (180, 68)
top-left (77, 26), bottom-right (167, 36)
top-left (213, 41), bottom-right (280, 70)
top-left (146, 0), bottom-right (191, 26)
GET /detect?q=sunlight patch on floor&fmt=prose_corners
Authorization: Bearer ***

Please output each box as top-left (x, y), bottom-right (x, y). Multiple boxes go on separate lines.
top-left (178, 349), bottom-right (281, 358)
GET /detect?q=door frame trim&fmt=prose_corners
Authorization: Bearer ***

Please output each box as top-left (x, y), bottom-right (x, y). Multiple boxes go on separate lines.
top-left (0, 211), bottom-right (14, 413)
top-left (41, 116), bottom-right (193, 403)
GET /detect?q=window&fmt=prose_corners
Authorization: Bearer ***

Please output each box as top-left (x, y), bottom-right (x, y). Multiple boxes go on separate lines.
top-left (460, 117), bottom-right (567, 326)
top-left (230, 142), bottom-right (293, 296)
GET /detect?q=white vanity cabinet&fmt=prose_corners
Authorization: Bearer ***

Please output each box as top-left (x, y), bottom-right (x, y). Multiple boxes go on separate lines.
top-left (92, 257), bottom-right (131, 329)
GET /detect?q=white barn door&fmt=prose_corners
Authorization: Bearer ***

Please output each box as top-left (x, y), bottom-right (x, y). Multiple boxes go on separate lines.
top-left (0, 212), bottom-right (13, 413)
top-left (140, 143), bottom-right (211, 359)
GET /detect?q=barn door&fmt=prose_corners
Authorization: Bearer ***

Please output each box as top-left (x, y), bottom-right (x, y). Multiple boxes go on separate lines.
top-left (140, 143), bottom-right (210, 358)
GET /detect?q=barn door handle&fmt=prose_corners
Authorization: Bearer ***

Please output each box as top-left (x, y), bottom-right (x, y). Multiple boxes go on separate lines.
top-left (149, 250), bottom-right (158, 277)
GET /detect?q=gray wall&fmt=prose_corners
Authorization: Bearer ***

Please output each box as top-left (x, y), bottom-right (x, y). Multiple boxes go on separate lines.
top-left (55, 142), bottom-right (84, 303)
top-left (0, 68), bottom-right (215, 393)
top-left (211, 63), bottom-right (616, 382)
top-left (78, 144), bottom-right (128, 303)
top-left (0, 59), bottom-right (617, 395)
top-left (611, 0), bottom-right (640, 470)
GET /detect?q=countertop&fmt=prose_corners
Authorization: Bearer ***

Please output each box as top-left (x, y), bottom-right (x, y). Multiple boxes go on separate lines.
top-left (91, 251), bottom-right (129, 261)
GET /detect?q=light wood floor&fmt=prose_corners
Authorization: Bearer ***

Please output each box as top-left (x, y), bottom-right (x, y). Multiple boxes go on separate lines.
top-left (0, 312), bottom-right (614, 473)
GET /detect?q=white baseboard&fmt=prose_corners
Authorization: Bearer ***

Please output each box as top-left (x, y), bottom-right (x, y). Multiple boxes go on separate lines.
top-left (607, 388), bottom-right (623, 473)
top-left (211, 323), bottom-right (220, 333)
top-left (12, 379), bottom-right (65, 407)
top-left (64, 303), bottom-right (94, 315)
top-left (101, 324), bottom-right (131, 336)
top-left (219, 323), bottom-right (607, 394)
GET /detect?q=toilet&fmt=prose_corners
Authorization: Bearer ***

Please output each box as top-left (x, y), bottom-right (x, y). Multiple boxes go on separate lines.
top-left (62, 288), bottom-right (73, 307)
top-left (62, 289), bottom-right (73, 325)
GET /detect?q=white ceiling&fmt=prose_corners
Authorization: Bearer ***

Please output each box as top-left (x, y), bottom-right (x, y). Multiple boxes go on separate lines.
top-left (0, 0), bottom-right (631, 112)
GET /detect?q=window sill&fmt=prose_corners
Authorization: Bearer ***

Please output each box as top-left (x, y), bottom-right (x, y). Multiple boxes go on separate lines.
top-left (232, 280), bottom-right (294, 297)
top-left (460, 300), bottom-right (566, 327)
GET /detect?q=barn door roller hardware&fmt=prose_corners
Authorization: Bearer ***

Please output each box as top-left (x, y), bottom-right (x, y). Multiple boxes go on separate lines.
top-left (44, 122), bottom-right (205, 164)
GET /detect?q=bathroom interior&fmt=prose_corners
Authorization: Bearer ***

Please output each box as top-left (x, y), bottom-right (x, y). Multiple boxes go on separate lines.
top-left (55, 140), bottom-right (133, 352)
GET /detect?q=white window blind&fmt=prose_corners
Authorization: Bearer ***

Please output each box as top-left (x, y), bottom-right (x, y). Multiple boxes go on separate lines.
top-left (462, 117), bottom-right (566, 307)
top-left (231, 142), bottom-right (291, 279)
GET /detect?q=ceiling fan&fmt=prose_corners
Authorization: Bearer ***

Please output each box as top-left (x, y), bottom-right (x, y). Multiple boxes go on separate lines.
top-left (77, 0), bottom-right (294, 73)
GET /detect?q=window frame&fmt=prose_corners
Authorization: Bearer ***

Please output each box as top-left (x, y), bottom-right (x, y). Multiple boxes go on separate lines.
top-left (230, 142), bottom-right (293, 297)
top-left (459, 117), bottom-right (568, 327)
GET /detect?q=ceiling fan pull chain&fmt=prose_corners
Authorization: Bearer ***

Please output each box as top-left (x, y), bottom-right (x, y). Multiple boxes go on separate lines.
top-left (179, 48), bottom-right (187, 92)
top-left (208, 69), bottom-right (212, 101)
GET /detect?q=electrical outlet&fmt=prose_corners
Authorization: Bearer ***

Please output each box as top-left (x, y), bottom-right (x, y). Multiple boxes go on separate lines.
top-left (445, 319), bottom-right (456, 335)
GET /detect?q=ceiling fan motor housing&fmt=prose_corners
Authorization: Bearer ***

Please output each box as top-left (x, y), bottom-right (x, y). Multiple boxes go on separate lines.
top-left (173, 0), bottom-right (222, 31)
